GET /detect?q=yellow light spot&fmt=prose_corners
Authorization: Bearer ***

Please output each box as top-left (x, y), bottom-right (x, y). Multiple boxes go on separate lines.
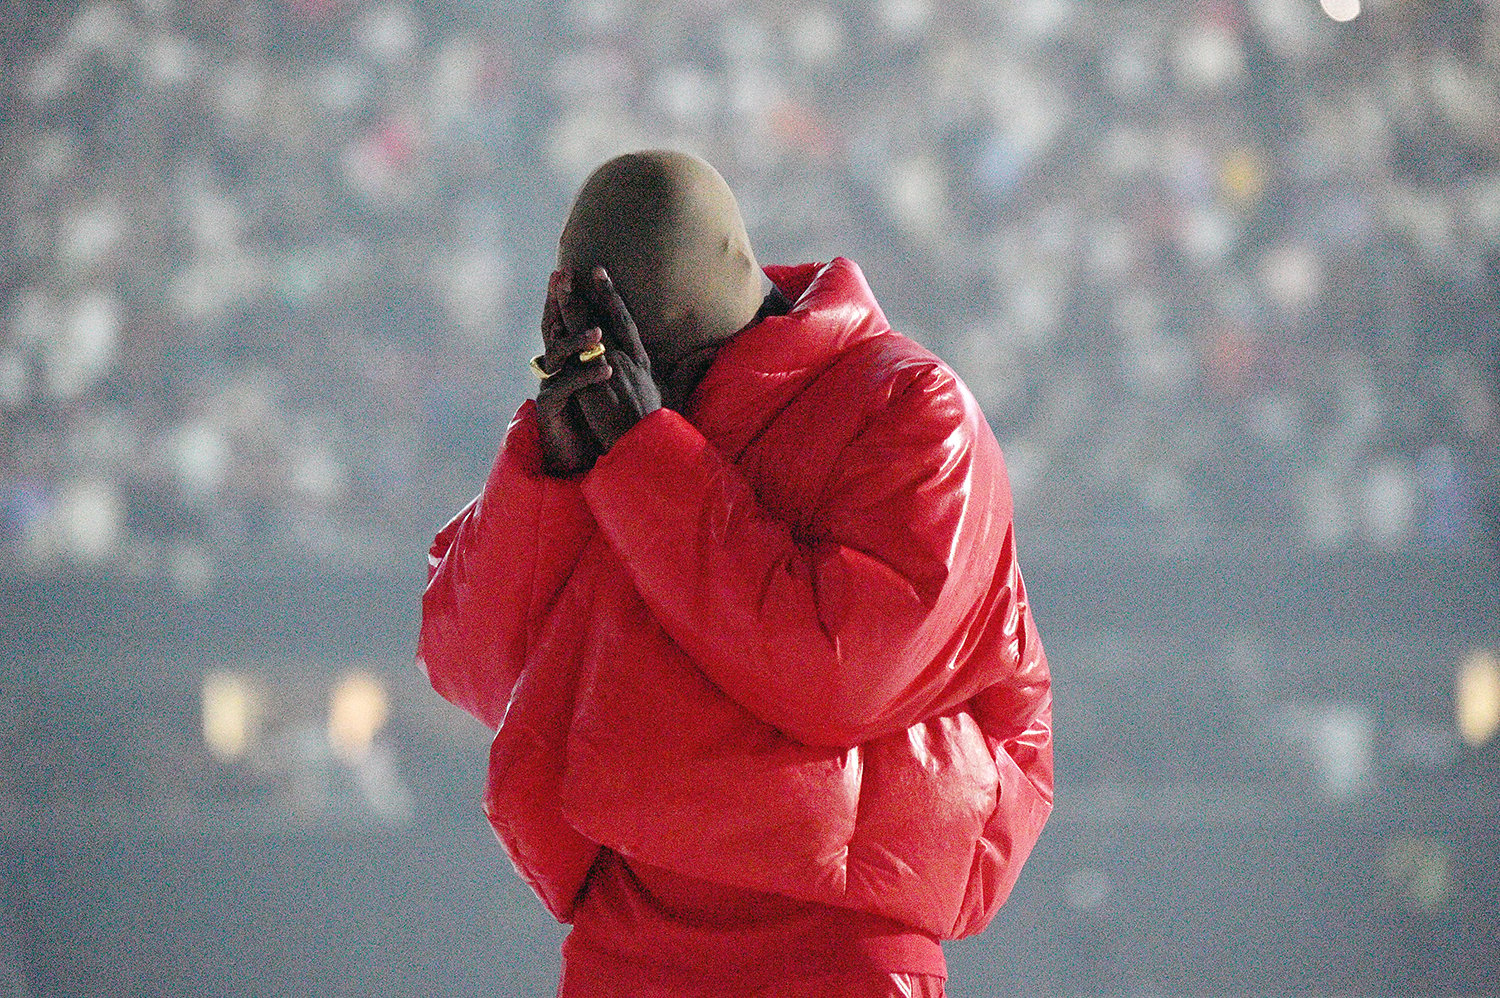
top-left (1457, 648), bottom-right (1500, 747)
top-left (202, 671), bottom-right (257, 761)
top-left (1220, 147), bottom-right (1265, 206)
top-left (329, 671), bottom-right (388, 761)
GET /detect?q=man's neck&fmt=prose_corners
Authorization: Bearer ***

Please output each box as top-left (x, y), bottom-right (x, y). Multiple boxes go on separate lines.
top-left (655, 288), bottom-right (791, 411)
top-left (657, 345), bottom-right (720, 412)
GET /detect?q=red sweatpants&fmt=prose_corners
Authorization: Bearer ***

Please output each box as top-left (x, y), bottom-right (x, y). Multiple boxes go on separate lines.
top-left (557, 967), bottom-right (945, 998)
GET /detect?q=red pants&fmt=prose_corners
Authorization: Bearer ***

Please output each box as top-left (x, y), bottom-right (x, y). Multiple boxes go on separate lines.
top-left (557, 967), bottom-right (945, 997)
top-left (558, 853), bottom-right (947, 997)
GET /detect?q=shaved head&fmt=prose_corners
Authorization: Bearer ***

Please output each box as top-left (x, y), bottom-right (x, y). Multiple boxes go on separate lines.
top-left (558, 150), bottom-right (764, 366)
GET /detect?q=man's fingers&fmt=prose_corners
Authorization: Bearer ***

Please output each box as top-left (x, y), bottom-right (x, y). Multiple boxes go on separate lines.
top-left (538, 354), bottom-right (613, 397)
top-left (591, 266), bottom-right (649, 366)
top-left (542, 271), bottom-right (563, 336)
top-left (541, 294), bottom-right (561, 337)
top-left (540, 272), bottom-right (612, 380)
top-left (544, 327), bottom-right (604, 372)
top-left (557, 269), bottom-right (596, 339)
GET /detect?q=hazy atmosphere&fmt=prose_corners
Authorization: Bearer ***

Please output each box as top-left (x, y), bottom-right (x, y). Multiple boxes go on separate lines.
top-left (3, 0), bottom-right (1498, 994)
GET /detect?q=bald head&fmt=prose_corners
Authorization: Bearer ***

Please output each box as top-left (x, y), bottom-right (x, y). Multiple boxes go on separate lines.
top-left (558, 150), bottom-right (764, 366)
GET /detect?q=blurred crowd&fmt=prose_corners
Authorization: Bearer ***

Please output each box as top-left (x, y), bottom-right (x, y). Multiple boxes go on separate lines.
top-left (3, 0), bottom-right (1499, 592)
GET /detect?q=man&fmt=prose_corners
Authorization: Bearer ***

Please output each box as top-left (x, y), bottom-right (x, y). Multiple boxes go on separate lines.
top-left (419, 150), bottom-right (1052, 998)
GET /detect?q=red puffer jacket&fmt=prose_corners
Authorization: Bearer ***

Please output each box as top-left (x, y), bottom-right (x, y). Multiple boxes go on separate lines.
top-left (419, 258), bottom-right (1052, 941)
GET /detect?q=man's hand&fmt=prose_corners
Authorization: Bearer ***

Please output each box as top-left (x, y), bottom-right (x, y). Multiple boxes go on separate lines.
top-left (536, 270), bottom-right (612, 475)
top-left (560, 266), bottom-right (662, 451)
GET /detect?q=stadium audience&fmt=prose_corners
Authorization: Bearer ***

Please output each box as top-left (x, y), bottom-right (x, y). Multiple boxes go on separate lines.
top-left (2, 0), bottom-right (1497, 595)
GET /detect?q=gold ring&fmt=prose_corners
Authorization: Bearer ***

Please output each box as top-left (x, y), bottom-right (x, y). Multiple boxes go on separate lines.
top-left (531, 344), bottom-right (605, 380)
top-left (529, 354), bottom-right (556, 380)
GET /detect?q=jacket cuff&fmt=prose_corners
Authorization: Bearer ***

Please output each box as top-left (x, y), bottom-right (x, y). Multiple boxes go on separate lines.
top-left (581, 407), bottom-right (708, 543)
top-left (492, 399), bottom-right (544, 480)
top-left (448, 399), bottom-right (594, 592)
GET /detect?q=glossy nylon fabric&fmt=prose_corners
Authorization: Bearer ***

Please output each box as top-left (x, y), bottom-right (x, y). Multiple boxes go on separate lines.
top-left (557, 958), bottom-right (946, 998)
top-left (419, 258), bottom-right (1053, 943)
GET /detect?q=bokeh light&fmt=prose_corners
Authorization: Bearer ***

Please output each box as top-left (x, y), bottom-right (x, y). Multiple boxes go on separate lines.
top-left (1321, 0), bottom-right (1361, 22)
top-left (1457, 648), bottom-right (1500, 747)
top-left (202, 671), bottom-right (258, 761)
top-left (328, 671), bottom-right (389, 761)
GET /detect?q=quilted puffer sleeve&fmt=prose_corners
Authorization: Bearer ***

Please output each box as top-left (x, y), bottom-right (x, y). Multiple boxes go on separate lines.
top-left (580, 364), bottom-right (1014, 748)
top-left (418, 400), bottom-right (594, 730)
top-left (949, 577), bottom-right (1054, 937)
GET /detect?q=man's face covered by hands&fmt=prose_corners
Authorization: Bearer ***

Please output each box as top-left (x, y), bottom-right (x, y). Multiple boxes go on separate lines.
top-left (532, 150), bottom-right (766, 475)
top-left (556, 150), bottom-right (765, 370)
